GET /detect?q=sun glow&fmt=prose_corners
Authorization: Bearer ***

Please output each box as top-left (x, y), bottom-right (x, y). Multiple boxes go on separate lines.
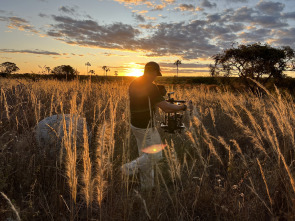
top-left (127, 68), bottom-right (143, 77)
top-left (142, 144), bottom-right (167, 154)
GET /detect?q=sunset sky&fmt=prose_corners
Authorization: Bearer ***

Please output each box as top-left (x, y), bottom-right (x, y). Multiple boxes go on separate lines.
top-left (1, 0), bottom-right (295, 76)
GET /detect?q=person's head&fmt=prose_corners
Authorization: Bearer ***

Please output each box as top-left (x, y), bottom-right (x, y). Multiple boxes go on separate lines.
top-left (143, 61), bottom-right (162, 82)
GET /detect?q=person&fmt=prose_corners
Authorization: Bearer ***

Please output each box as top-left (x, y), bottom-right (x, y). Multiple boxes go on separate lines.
top-left (121, 61), bottom-right (187, 190)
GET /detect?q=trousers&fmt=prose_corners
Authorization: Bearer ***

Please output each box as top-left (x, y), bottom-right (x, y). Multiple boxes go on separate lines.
top-left (129, 125), bottom-right (162, 189)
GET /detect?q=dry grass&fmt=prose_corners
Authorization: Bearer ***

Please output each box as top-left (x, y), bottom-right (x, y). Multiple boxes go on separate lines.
top-left (1, 78), bottom-right (295, 220)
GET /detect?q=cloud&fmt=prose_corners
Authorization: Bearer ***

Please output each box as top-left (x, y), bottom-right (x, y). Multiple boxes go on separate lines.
top-left (256, 1), bottom-right (284, 15)
top-left (282, 11), bottom-right (295, 20)
top-left (176, 4), bottom-right (196, 12)
top-left (201, 0), bottom-right (216, 8)
top-left (48, 15), bottom-right (140, 50)
top-left (270, 28), bottom-right (295, 46)
top-left (238, 28), bottom-right (272, 43)
top-left (229, 6), bottom-right (255, 23)
top-left (42, 2), bottom-right (294, 61)
top-left (253, 15), bottom-right (288, 28)
top-left (0, 16), bottom-right (38, 33)
top-left (45, 15), bottom-right (220, 59)
top-left (151, 4), bottom-right (165, 11)
top-left (137, 21), bottom-right (220, 59)
top-left (0, 49), bottom-right (61, 55)
top-left (38, 13), bottom-right (48, 18)
top-left (133, 13), bottom-right (146, 22)
top-left (59, 6), bottom-right (78, 15)
top-left (206, 13), bottom-right (221, 23)
top-left (138, 24), bottom-right (154, 29)
top-left (226, 0), bottom-right (248, 2)
top-left (114, 0), bottom-right (146, 6)
top-left (222, 6), bottom-right (288, 28)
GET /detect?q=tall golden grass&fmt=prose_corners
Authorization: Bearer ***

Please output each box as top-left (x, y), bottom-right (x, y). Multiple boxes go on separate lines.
top-left (1, 78), bottom-right (295, 220)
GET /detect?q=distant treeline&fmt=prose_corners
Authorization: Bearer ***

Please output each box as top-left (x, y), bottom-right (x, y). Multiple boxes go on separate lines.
top-left (2, 73), bottom-right (295, 93)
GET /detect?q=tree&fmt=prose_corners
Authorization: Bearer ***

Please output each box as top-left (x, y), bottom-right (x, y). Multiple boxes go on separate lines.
top-left (51, 65), bottom-right (77, 80)
top-left (102, 66), bottom-right (110, 76)
top-left (45, 66), bottom-right (51, 75)
top-left (89, 70), bottom-right (95, 75)
top-left (114, 71), bottom-right (118, 77)
top-left (210, 43), bottom-right (295, 89)
top-left (85, 62), bottom-right (91, 74)
top-left (38, 65), bottom-right (51, 75)
top-left (0, 62), bottom-right (19, 74)
top-left (174, 60), bottom-right (181, 77)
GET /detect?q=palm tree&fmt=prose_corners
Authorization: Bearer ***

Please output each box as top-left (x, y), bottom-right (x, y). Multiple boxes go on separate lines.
top-left (89, 70), bottom-right (95, 75)
top-left (85, 62), bottom-right (91, 74)
top-left (89, 69), bottom-right (95, 82)
top-left (174, 60), bottom-right (181, 77)
top-left (102, 66), bottom-right (110, 76)
top-left (106, 67), bottom-right (110, 76)
top-left (45, 66), bottom-right (51, 75)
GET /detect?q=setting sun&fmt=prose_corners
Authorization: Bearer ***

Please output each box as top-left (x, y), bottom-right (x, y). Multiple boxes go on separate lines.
top-left (126, 67), bottom-right (143, 77)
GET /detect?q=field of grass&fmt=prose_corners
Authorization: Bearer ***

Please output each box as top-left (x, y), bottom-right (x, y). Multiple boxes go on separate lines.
top-left (1, 77), bottom-right (295, 220)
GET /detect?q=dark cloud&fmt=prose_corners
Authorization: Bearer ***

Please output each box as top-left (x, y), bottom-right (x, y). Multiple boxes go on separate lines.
top-left (42, 3), bottom-right (294, 61)
top-left (230, 6), bottom-right (256, 23)
top-left (48, 15), bottom-right (140, 50)
top-left (256, 1), bottom-right (284, 15)
top-left (0, 49), bottom-right (61, 55)
top-left (38, 13), bottom-right (48, 18)
top-left (226, 23), bottom-right (245, 32)
top-left (59, 6), bottom-right (77, 15)
top-left (221, 6), bottom-right (288, 28)
top-left (206, 13), bottom-right (221, 23)
top-left (45, 15), bottom-right (219, 59)
top-left (133, 13), bottom-right (146, 22)
top-left (271, 28), bottom-right (295, 46)
top-left (201, 0), bottom-right (216, 8)
top-left (282, 11), bottom-right (295, 20)
top-left (135, 21), bottom-right (220, 59)
top-left (253, 15), bottom-right (288, 28)
top-left (238, 28), bottom-right (272, 42)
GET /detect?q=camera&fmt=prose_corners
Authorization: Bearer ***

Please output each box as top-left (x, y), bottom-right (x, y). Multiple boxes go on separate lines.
top-left (157, 85), bottom-right (186, 133)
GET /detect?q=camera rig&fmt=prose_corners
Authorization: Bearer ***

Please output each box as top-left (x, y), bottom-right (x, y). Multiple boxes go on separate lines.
top-left (159, 88), bottom-right (186, 133)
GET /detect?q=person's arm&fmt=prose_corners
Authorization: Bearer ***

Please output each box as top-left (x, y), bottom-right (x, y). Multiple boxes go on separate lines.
top-left (156, 100), bottom-right (186, 113)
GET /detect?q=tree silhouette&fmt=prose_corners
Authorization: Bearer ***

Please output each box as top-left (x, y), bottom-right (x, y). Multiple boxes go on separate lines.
top-left (174, 60), bottom-right (181, 77)
top-left (45, 66), bottom-right (51, 75)
top-left (89, 70), bottom-right (95, 75)
top-left (38, 65), bottom-right (51, 75)
top-left (114, 71), bottom-right (118, 77)
top-left (0, 62), bottom-right (19, 74)
top-left (85, 62), bottom-right (91, 75)
top-left (102, 66), bottom-right (110, 76)
top-left (52, 65), bottom-right (77, 80)
top-left (89, 69), bottom-right (95, 82)
top-left (210, 43), bottom-right (295, 90)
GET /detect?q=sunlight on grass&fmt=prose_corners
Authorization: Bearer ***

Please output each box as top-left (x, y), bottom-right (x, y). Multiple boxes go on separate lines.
top-left (1, 78), bottom-right (295, 220)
